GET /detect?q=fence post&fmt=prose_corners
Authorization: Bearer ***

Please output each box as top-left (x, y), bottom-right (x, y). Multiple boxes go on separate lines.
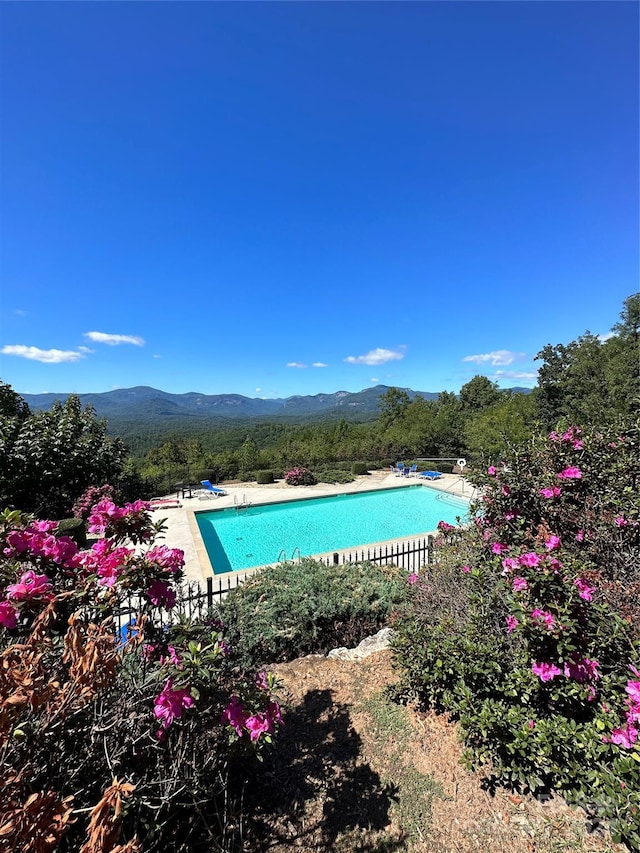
top-left (333, 552), bottom-right (339, 565)
top-left (427, 534), bottom-right (434, 565)
top-left (207, 576), bottom-right (213, 608)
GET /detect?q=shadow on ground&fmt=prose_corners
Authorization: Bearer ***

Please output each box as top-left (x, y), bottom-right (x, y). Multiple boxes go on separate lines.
top-left (237, 688), bottom-right (406, 852)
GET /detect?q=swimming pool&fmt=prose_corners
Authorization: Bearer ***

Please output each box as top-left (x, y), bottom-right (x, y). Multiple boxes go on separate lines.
top-left (195, 485), bottom-right (469, 574)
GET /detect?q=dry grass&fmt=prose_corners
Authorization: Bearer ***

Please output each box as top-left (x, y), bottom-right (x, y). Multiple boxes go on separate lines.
top-left (237, 651), bottom-right (627, 853)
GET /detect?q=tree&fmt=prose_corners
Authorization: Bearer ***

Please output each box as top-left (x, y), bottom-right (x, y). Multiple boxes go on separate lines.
top-left (464, 393), bottom-right (535, 462)
top-left (459, 375), bottom-right (501, 413)
top-left (0, 386), bottom-right (127, 517)
top-left (378, 387), bottom-right (411, 430)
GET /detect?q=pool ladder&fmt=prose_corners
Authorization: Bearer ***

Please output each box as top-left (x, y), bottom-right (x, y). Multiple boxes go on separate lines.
top-left (234, 494), bottom-right (251, 510)
top-left (277, 547), bottom-right (302, 564)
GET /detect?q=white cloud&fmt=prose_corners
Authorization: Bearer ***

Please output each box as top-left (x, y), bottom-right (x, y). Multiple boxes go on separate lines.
top-left (493, 369), bottom-right (538, 382)
top-left (255, 387), bottom-right (262, 392)
top-left (153, 354), bottom-right (161, 359)
top-left (78, 346), bottom-right (93, 354)
top-left (1, 344), bottom-right (87, 364)
top-left (84, 331), bottom-right (145, 346)
top-left (462, 349), bottom-right (524, 367)
top-left (344, 347), bottom-right (405, 366)
top-left (598, 332), bottom-right (615, 342)
top-left (286, 362), bottom-right (307, 369)
top-left (312, 362), bottom-right (328, 368)
top-left (371, 377), bottom-right (379, 383)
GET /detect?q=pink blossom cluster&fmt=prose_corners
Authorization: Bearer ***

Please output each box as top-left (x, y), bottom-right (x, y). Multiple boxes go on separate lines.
top-left (87, 498), bottom-right (152, 538)
top-left (221, 694), bottom-right (283, 742)
top-left (438, 521), bottom-right (455, 533)
top-left (3, 524), bottom-right (78, 567)
top-left (549, 426), bottom-right (583, 450)
top-left (532, 657), bottom-right (600, 686)
top-left (605, 670), bottom-right (640, 749)
top-left (153, 678), bottom-right (195, 738)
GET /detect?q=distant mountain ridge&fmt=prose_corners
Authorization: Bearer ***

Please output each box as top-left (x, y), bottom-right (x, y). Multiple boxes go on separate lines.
top-left (20, 384), bottom-right (442, 421)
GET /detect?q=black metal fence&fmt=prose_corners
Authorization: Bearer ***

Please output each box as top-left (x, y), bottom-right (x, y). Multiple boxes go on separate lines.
top-left (114, 536), bottom-right (435, 631)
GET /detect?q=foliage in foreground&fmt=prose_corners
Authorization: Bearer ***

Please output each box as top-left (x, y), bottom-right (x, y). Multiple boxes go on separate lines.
top-left (220, 558), bottom-right (409, 670)
top-left (392, 418), bottom-right (640, 848)
top-left (0, 500), bottom-right (282, 852)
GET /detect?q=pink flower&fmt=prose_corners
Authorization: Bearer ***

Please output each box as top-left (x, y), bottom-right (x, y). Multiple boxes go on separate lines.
top-left (574, 577), bottom-right (595, 601)
top-left (626, 680), bottom-right (640, 706)
top-left (544, 535), bottom-right (561, 551)
top-left (245, 713), bottom-right (272, 742)
top-left (408, 572), bottom-right (419, 585)
top-left (512, 576), bottom-right (528, 592)
top-left (527, 719), bottom-right (535, 730)
top-left (504, 510), bottom-right (517, 521)
top-left (160, 646), bottom-right (182, 667)
top-left (575, 530), bottom-right (585, 542)
top-left (491, 542), bottom-right (508, 555)
top-left (255, 670), bottom-right (269, 691)
top-left (501, 485), bottom-right (510, 496)
top-left (6, 570), bottom-right (53, 602)
top-left (564, 657), bottom-right (600, 683)
top-left (487, 466), bottom-right (497, 476)
top-left (519, 552), bottom-right (541, 568)
top-left (608, 724), bottom-right (638, 749)
top-left (614, 516), bottom-right (628, 528)
top-left (549, 431), bottom-right (560, 442)
top-left (572, 439), bottom-right (584, 450)
top-left (146, 545), bottom-right (185, 573)
top-left (531, 608), bottom-right (556, 630)
top-left (539, 486), bottom-right (562, 498)
top-left (0, 600), bottom-right (18, 629)
top-left (461, 565), bottom-right (470, 573)
top-left (531, 661), bottom-right (562, 682)
top-left (557, 467), bottom-right (582, 480)
top-left (153, 679), bottom-right (194, 736)
top-left (506, 615), bottom-right (518, 634)
top-left (501, 557), bottom-right (519, 575)
top-left (266, 700), bottom-right (283, 727)
top-left (146, 580), bottom-right (177, 609)
top-left (438, 521), bottom-right (455, 532)
top-left (221, 695), bottom-right (248, 736)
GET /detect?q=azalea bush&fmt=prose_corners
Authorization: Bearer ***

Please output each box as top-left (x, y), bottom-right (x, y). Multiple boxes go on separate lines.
top-left (284, 466), bottom-right (317, 486)
top-left (392, 418), bottom-right (639, 847)
top-left (0, 499), bottom-right (282, 852)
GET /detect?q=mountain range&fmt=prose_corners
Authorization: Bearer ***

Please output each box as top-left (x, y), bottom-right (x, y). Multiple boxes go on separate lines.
top-left (21, 384), bottom-right (441, 421)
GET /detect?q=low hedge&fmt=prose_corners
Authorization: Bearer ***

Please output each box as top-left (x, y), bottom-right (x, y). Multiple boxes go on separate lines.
top-left (219, 558), bottom-right (410, 670)
top-left (256, 470), bottom-right (274, 484)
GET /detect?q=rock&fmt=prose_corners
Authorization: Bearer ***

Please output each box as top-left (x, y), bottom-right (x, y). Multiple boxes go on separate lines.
top-left (327, 627), bottom-right (394, 660)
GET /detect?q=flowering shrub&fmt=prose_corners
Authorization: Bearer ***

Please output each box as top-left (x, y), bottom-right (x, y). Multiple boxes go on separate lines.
top-left (0, 501), bottom-right (282, 852)
top-left (284, 466), bottom-right (317, 486)
top-left (392, 419), bottom-right (639, 847)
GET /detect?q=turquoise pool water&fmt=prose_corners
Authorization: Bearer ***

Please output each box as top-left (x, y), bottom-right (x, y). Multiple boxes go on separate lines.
top-left (195, 485), bottom-right (469, 574)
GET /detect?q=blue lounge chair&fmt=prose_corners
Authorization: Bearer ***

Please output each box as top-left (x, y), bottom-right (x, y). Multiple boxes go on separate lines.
top-left (419, 470), bottom-right (442, 480)
top-left (200, 480), bottom-right (228, 496)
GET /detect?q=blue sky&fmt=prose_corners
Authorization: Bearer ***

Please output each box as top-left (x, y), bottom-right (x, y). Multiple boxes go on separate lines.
top-left (1, 2), bottom-right (637, 399)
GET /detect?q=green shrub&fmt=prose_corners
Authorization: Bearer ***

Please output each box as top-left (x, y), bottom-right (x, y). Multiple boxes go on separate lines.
top-left (351, 462), bottom-right (369, 475)
top-left (392, 419), bottom-right (640, 846)
top-left (220, 558), bottom-right (410, 669)
top-left (256, 470), bottom-right (274, 484)
top-left (55, 517), bottom-right (87, 547)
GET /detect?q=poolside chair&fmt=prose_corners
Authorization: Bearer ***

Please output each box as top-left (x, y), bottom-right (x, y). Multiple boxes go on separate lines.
top-left (149, 497), bottom-right (182, 510)
top-left (395, 463), bottom-right (405, 476)
top-left (419, 470), bottom-right (442, 480)
top-left (407, 464), bottom-right (418, 477)
top-left (200, 480), bottom-right (228, 497)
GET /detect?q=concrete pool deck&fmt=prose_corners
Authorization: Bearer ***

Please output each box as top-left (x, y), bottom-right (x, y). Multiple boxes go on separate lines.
top-left (151, 471), bottom-right (477, 584)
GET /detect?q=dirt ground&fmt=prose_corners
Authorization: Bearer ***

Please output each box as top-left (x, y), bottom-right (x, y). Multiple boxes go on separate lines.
top-left (239, 651), bottom-right (627, 853)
